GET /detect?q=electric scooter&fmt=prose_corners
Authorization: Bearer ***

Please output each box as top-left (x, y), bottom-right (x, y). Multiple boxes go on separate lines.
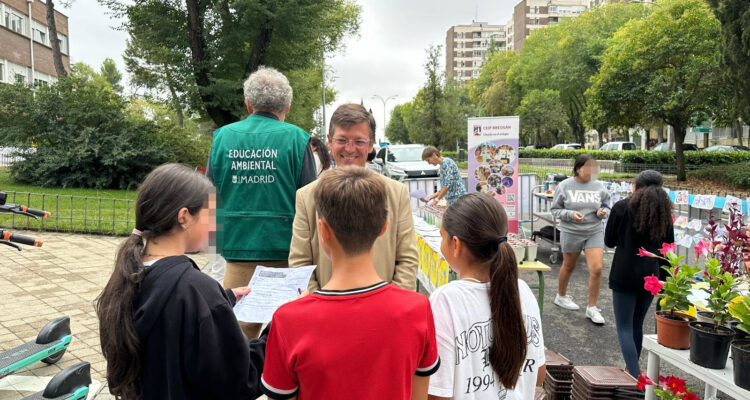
top-left (0, 196), bottom-right (88, 398)
top-left (20, 362), bottom-right (91, 400)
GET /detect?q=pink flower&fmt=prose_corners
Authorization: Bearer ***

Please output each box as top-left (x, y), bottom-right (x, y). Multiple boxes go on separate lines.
top-left (638, 247), bottom-right (658, 258)
top-left (683, 392), bottom-right (699, 400)
top-left (694, 240), bottom-right (710, 259)
top-left (660, 243), bottom-right (676, 255)
top-left (644, 275), bottom-right (663, 296)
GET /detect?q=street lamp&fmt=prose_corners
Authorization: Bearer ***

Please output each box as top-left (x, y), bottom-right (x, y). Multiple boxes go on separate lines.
top-left (371, 94), bottom-right (398, 144)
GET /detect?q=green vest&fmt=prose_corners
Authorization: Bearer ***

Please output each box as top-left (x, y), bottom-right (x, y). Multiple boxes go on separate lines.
top-left (210, 114), bottom-right (310, 261)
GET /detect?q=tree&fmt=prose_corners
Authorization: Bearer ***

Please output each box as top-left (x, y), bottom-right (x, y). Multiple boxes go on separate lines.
top-left (707, 0), bottom-right (750, 142)
top-left (100, 58), bottom-right (123, 94)
top-left (508, 3), bottom-right (652, 144)
top-left (102, 0), bottom-right (360, 128)
top-left (469, 51), bottom-right (519, 117)
top-left (587, 0), bottom-right (723, 181)
top-left (45, 0), bottom-right (68, 77)
top-left (386, 104), bottom-right (411, 144)
top-left (405, 45), bottom-right (444, 147)
top-left (516, 89), bottom-right (568, 147)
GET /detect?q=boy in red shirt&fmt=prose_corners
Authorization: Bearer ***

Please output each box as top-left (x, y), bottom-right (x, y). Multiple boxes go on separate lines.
top-left (261, 166), bottom-right (440, 400)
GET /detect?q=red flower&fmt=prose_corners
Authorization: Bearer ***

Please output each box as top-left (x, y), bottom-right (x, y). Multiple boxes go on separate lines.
top-left (636, 373), bottom-right (654, 391)
top-left (644, 275), bottom-right (663, 296)
top-left (694, 240), bottom-right (710, 260)
top-left (659, 375), bottom-right (687, 394)
top-left (638, 247), bottom-right (658, 258)
top-left (683, 393), bottom-right (699, 400)
top-left (660, 242), bottom-right (676, 255)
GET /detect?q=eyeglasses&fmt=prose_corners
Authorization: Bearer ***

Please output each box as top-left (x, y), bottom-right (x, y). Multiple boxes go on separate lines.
top-left (331, 137), bottom-right (370, 148)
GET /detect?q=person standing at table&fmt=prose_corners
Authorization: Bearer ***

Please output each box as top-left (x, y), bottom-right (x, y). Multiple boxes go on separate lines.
top-left (207, 66), bottom-right (317, 339)
top-left (605, 170), bottom-right (674, 377)
top-left (551, 154), bottom-right (610, 325)
top-left (422, 146), bottom-right (467, 205)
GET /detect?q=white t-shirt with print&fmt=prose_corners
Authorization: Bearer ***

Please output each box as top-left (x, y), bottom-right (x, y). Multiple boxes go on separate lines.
top-left (428, 279), bottom-right (545, 400)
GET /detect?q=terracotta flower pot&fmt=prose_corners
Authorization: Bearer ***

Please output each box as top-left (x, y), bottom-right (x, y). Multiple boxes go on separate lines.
top-left (655, 311), bottom-right (696, 350)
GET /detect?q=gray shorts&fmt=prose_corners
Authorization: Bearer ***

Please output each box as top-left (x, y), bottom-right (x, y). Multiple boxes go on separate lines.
top-left (560, 231), bottom-right (604, 253)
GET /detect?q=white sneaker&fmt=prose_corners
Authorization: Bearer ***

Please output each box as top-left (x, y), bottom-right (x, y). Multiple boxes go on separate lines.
top-left (586, 306), bottom-right (605, 325)
top-left (554, 294), bottom-right (580, 311)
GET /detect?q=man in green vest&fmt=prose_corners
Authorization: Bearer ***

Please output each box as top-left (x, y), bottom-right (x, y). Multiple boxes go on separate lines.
top-left (207, 66), bottom-right (317, 339)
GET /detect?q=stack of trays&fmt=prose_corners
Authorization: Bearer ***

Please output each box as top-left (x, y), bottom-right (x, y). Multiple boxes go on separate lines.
top-left (544, 350), bottom-right (573, 400)
top-left (571, 366), bottom-right (639, 400)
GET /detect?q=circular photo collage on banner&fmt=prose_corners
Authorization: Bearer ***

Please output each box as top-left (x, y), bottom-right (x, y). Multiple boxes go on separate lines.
top-left (473, 142), bottom-right (516, 195)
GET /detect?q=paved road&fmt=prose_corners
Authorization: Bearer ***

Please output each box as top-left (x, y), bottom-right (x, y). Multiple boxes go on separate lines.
top-left (0, 230), bottom-right (735, 399)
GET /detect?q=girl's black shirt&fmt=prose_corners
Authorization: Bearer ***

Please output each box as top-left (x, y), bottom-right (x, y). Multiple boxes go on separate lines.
top-left (605, 199), bottom-right (674, 293)
top-left (132, 255), bottom-right (267, 399)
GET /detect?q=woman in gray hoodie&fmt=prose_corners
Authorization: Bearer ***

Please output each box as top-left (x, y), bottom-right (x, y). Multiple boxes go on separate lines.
top-left (551, 154), bottom-right (610, 325)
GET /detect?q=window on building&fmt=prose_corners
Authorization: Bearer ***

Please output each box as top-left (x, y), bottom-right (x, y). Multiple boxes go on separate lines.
top-left (34, 78), bottom-right (48, 87)
top-left (6, 11), bottom-right (24, 35)
top-left (57, 34), bottom-right (68, 54)
top-left (33, 28), bottom-right (47, 44)
top-left (15, 73), bottom-right (25, 84)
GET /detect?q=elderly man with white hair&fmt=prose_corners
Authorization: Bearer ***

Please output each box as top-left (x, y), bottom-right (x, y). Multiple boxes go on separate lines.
top-left (207, 66), bottom-right (316, 339)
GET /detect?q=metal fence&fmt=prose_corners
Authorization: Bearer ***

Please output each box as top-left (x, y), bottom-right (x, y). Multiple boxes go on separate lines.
top-left (0, 191), bottom-right (136, 236)
top-left (520, 157), bottom-right (709, 176)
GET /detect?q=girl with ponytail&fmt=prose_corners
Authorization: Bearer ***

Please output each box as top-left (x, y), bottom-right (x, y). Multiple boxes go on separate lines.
top-left (428, 193), bottom-right (546, 400)
top-left (604, 170), bottom-right (674, 378)
top-left (96, 163), bottom-right (267, 400)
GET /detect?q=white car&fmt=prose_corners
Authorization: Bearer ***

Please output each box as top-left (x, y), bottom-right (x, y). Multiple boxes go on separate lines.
top-left (551, 143), bottom-right (582, 150)
top-left (599, 141), bottom-right (637, 151)
top-left (373, 144), bottom-right (439, 180)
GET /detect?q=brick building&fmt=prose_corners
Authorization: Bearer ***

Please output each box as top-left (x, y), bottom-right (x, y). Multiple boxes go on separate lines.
top-left (509, 0), bottom-right (588, 51)
top-left (0, 0), bottom-right (69, 86)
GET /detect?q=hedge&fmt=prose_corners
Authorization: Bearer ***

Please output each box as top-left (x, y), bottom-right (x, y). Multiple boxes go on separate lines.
top-left (519, 149), bottom-right (750, 166)
top-left (689, 162), bottom-right (750, 189)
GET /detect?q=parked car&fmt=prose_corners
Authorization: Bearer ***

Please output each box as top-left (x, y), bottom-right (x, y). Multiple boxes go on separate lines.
top-left (599, 141), bottom-right (637, 151)
top-left (374, 144), bottom-right (439, 180)
top-left (703, 145), bottom-right (750, 152)
top-left (653, 142), bottom-right (700, 151)
top-left (551, 143), bottom-right (582, 150)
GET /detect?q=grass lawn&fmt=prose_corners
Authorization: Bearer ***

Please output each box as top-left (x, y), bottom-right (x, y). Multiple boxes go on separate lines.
top-left (0, 169), bottom-right (137, 235)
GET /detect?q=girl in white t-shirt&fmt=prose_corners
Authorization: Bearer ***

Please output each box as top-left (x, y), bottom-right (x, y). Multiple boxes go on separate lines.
top-left (428, 193), bottom-right (546, 400)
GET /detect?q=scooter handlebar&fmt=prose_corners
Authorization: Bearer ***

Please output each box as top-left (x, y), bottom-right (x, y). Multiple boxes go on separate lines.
top-left (23, 206), bottom-right (51, 218)
top-left (0, 229), bottom-right (43, 247)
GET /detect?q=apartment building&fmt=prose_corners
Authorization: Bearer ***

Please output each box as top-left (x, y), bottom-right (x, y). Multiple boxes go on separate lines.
top-left (0, 0), bottom-right (70, 86)
top-left (510, 0), bottom-right (588, 51)
top-left (446, 22), bottom-right (506, 81)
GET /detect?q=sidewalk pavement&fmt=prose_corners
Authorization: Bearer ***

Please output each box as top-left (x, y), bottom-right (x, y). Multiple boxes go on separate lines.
top-left (0, 230), bottom-right (208, 399)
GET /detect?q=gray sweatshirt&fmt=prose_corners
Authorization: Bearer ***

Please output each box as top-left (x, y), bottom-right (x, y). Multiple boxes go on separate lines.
top-left (551, 177), bottom-right (610, 235)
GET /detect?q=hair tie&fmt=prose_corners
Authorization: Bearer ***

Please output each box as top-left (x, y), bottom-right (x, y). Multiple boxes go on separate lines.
top-left (132, 228), bottom-right (143, 237)
top-left (495, 236), bottom-right (507, 245)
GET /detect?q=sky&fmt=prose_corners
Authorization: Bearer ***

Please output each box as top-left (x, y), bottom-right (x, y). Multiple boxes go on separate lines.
top-left (65, 0), bottom-right (517, 142)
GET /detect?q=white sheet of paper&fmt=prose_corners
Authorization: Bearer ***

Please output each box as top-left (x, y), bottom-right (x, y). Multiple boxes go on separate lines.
top-left (233, 265), bottom-right (316, 323)
top-left (723, 195), bottom-right (743, 214)
top-left (410, 188), bottom-right (428, 200)
top-left (675, 190), bottom-right (689, 205)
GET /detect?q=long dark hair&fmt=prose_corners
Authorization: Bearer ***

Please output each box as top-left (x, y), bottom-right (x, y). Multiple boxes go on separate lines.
top-left (443, 193), bottom-right (527, 389)
top-left (629, 170), bottom-right (672, 243)
top-left (573, 153), bottom-right (594, 176)
top-left (310, 136), bottom-right (332, 171)
top-left (95, 164), bottom-right (212, 399)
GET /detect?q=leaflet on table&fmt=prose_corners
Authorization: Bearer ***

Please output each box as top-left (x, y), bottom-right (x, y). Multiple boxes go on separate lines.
top-left (233, 265), bottom-right (316, 323)
top-left (686, 219), bottom-right (703, 231)
top-left (410, 189), bottom-right (428, 200)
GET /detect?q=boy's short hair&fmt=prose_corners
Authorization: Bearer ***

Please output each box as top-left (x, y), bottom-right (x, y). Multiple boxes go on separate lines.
top-left (314, 166), bottom-right (388, 256)
top-left (422, 146), bottom-right (441, 160)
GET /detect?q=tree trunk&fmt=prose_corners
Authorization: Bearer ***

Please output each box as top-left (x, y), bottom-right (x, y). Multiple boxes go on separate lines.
top-left (657, 125), bottom-right (665, 143)
top-left (673, 123), bottom-right (687, 181)
top-left (703, 132), bottom-right (709, 148)
top-left (185, 0), bottom-right (236, 127)
top-left (735, 118), bottom-right (743, 147)
top-left (535, 127), bottom-right (542, 146)
top-left (597, 126), bottom-right (606, 148)
top-left (245, 20), bottom-right (273, 76)
top-left (45, 0), bottom-right (67, 77)
top-left (164, 66), bottom-right (184, 126)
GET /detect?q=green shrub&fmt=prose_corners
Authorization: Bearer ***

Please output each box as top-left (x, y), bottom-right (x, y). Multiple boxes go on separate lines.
top-left (688, 162), bottom-right (750, 189)
top-left (519, 149), bottom-right (623, 160)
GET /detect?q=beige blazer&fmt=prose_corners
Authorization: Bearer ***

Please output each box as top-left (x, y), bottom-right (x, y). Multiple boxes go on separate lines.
top-left (288, 173), bottom-right (419, 291)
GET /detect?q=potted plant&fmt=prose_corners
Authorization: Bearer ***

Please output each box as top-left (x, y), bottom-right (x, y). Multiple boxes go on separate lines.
top-left (641, 244), bottom-right (699, 350)
top-left (688, 259), bottom-right (739, 369)
top-left (636, 373), bottom-right (700, 399)
top-left (728, 294), bottom-right (750, 390)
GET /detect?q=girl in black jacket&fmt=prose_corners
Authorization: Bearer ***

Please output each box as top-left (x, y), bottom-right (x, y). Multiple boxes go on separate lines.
top-left (604, 170), bottom-right (674, 378)
top-left (96, 164), bottom-right (267, 399)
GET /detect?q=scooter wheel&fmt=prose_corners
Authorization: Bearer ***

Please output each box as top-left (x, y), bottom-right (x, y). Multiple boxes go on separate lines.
top-left (41, 349), bottom-right (66, 364)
